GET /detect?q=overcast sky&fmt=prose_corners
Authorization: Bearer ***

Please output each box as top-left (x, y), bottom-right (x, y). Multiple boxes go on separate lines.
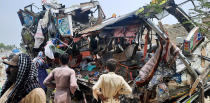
top-left (0, 0), bottom-right (195, 47)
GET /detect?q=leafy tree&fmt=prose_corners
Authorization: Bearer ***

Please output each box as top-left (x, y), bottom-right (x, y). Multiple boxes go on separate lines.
top-left (0, 43), bottom-right (5, 48)
top-left (189, 0), bottom-right (210, 36)
top-left (0, 42), bottom-right (16, 51)
top-left (137, 0), bottom-right (210, 38)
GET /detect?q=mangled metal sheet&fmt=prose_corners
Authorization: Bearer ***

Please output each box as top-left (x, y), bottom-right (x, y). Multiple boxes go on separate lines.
top-left (79, 11), bottom-right (137, 34)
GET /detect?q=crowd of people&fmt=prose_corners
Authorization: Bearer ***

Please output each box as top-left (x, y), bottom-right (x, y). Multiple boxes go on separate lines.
top-left (0, 53), bottom-right (132, 103)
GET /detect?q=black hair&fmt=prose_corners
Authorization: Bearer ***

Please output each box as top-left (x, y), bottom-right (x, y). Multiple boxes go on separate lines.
top-left (105, 59), bottom-right (117, 72)
top-left (60, 53), bottom-right (69, 65)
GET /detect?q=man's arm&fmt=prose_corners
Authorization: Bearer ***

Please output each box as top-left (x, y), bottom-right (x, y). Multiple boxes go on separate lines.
top-left (92, 75), bottom-right (103, 101)
top-left (70, 70), bottom-right (78, 94)
top-left (43, 70), bottom-right (55, 88)
top-left (118, 77), bottom-right (132, 95)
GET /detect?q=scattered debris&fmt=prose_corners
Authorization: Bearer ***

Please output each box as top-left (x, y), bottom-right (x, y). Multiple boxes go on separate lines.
top-left (13, 0), bottom-right (210, 102)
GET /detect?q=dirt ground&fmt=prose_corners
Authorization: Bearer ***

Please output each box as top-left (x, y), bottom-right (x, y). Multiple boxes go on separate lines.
top-left (164, 23), bottom-right (210, 44)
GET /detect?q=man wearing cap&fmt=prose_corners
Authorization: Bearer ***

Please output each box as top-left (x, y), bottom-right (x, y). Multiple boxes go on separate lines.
top-left (0, 53), bottom-right (46, 103)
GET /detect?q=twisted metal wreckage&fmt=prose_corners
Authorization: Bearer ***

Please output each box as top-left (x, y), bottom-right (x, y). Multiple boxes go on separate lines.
top-left (17, 0), bottom-right (209, 102)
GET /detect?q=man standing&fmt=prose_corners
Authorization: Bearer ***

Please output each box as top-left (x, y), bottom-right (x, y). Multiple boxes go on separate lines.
top-left (44, 53), bottom-right (78, 103)
top-left (33, 51), bottom-right (48, 92)
top-left (92, 59), bottom-right (132, 103)
top-left (0, 53), bottom-right (46, 103)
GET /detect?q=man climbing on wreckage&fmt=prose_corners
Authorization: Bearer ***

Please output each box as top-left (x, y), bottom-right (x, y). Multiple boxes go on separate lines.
top-left (92, 59), bottom-right (132, 103)
top-left (44, 53), bottom-right (78, 103)
top-left (0, 53), bottom-right (46, 103)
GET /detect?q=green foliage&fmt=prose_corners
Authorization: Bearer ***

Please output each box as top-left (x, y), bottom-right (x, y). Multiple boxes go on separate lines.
top-left (190, 1), bottom-right (209, 19)
top-left (0, 43), bottom-right (5, 48)
top-left (0, 43), bottom-right (16, 50)
top-left (147, 3), bottom-right (163, 16)
top-left (135, 0), bottom-right (167, 18)
top-left (190, 0), bottom-right (210, 35)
